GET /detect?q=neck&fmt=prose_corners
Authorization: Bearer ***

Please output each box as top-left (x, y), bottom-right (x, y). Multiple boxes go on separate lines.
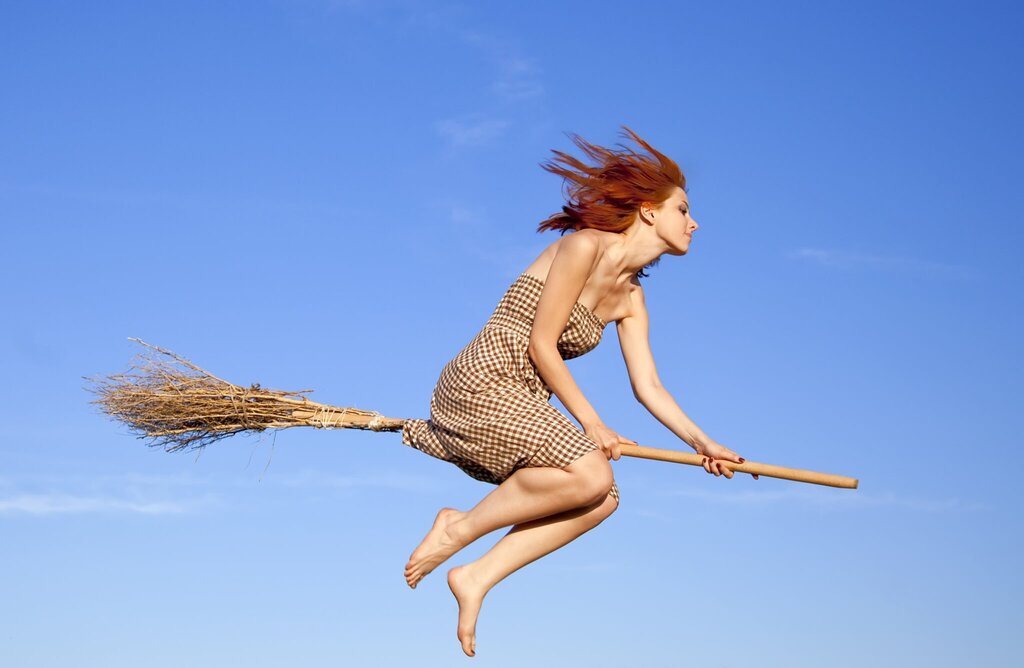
top-left (612, 216), bottom-right (672, 277)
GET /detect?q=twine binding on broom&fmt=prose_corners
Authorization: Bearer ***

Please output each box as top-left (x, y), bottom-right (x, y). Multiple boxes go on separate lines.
top-left (85, 338), bottom-right (405, 452)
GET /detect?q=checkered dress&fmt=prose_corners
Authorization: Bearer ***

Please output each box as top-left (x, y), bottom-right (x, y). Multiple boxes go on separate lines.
top-left (402, 272), bottom-right (619, 502)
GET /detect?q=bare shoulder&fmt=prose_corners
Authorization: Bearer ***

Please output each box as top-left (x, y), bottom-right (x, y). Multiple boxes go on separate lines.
top-left (558, 228), bottom-right (604, 257)
top-left (525, 229), bottom-right (609, 279)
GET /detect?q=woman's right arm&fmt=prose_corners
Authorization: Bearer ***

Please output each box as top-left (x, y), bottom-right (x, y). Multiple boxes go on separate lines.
top-left (527, 232), bottom-right (633, 459)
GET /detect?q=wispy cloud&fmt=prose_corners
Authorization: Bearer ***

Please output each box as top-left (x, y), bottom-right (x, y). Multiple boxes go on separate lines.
top-left (659, 485), bottom-right (986, 513)
top-left (273, 469), bottom-right (443, 493)
top-left (788, 247), bottom-right (971, 278)
top-left (0, 493), bottom-right (201, 515)
top-left (0, 466), bottom-right (439, 518)
top-left (457, 237), bottom-right (547, 280)
top-left (322, 0), bottom-right (369, 11)
top-left (449, 204), bottom-right (484, 226)
top-left (433, 18), bottom-right (545, 148)
top-left (0, 471), bottom-right (220, 516)
top-left (435, 117), bottom-right (511, 147)
top-left (489, 56), bottom-right (544, 101)
top-left (556, 561), bottom-right (615, 574)
top-left (455, 28), bottom-right (545, 102)
top-left (435, 198), bottom-right (548, 277)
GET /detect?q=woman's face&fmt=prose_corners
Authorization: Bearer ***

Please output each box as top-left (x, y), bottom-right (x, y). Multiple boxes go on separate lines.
top-left (647, 187), bottom-right (698, 255)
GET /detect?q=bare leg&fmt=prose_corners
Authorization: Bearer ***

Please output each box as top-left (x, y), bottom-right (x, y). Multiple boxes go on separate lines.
top-left (447, 492), bottom-right (618, 656)
top-left (405, 450), bottom-right (611, 588)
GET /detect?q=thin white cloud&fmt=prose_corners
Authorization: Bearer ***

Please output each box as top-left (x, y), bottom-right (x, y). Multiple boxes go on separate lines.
top-left (273, 469), bottom-right (443, 493)
top-left (431, 21), bottom-right (545, 147)
top-left (457, 237), bottom-right (548, 280)
top-left (788, 247), bottom-right (971, 278)
top-left (489, 56), bottom-right (544, 101)
top-left (455, 31), bottom-right (544, 102)
top-left (632, 508), bottom-right (677, 523)
top-left (0, 465), bottom-right (438, 518)
top-left (329, 0), bottom-right (368, 9)
top-left (660, 485), bottom-right (986, 512)
top-left (450, 205), bottom-right (485, 226)
top-left (295, 2), bottom-right (546, 107)
top-left (556, 562), bottom-right (615, 574)
top-left (436, 117), bottom-right (511, 147)
top-left (0, 493), bottom-right (200, 515)
top-left (0, 471), bottom-right (219, 516)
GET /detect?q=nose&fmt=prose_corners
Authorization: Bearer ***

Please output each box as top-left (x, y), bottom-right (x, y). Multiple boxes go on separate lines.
top-left (690, 217), bottom-right (699, 232)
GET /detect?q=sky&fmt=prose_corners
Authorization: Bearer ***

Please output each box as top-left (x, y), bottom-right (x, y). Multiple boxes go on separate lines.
top-left (2, 1), bottom-right (1022, 666)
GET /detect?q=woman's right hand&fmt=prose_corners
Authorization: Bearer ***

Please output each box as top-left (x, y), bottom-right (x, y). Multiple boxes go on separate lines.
top-left (695, 439), bottom-right (758, 480)
top-left (584, 423), bottom-right (636, 461)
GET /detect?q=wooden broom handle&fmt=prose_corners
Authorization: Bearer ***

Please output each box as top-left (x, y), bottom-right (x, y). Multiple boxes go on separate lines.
top-left (619, 443), bottom-right (858, 489)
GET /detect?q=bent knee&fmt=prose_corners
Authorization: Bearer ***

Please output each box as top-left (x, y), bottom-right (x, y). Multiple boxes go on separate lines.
top-left (573, 458), bottom-right (614, 506)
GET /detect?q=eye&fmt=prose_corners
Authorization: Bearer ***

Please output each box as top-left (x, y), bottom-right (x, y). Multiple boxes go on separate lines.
top-left (679, 207), bottom-right (689, 215)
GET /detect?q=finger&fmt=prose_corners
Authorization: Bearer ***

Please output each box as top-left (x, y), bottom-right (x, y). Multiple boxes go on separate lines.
top-left (720, 464), bottom-right (734, 479)
top-left (611, 444), bottom-right (621, 461)
top-left (711, 459), bottom-right (721, 476)
top-left (753, 474), bottom-right (759, 480)
top-left (702, 456), bottom-right (711, 474)
top-left (721, 449), bottom-right (742, 464)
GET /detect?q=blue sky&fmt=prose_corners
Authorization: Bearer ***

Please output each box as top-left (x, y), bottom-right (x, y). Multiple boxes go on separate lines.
top-left (2, 1), bottom-right (1021, 666)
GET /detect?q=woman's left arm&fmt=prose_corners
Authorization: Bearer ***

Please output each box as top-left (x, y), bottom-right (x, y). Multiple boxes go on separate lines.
top-left (616, 282), bottom-right (747, 477)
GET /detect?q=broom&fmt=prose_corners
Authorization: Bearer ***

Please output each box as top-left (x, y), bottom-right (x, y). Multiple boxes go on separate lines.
top-left (86, 338), bottom-right (858, 489)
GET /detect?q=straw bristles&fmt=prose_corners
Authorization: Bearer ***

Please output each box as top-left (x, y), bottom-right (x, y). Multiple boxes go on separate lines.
top-left (86, 338), bottom-right (405, 452)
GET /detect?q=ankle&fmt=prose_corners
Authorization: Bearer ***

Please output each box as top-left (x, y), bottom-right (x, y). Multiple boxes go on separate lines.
top-left (465, 559), bottom-right (503, 592)
top-left (444, 518), bottom-right (471, 547)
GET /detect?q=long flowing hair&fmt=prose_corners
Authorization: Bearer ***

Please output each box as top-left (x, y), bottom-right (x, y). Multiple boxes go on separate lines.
top-left (537, 127), bottom-right (686, 278)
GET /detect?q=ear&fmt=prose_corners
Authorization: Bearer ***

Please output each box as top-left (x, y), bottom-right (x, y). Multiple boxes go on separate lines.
top-left (638, 203), bottom-right (655, 224)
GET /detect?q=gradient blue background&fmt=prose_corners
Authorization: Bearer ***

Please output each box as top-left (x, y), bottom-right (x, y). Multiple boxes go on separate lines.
top-left (2, 1), bottom-right (1021, 666)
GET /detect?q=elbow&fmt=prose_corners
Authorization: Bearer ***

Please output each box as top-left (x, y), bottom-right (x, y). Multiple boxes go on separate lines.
top-left (632, 380), bottom-right (663, 403)
top-left (527, 340), bottom-right (553, 365)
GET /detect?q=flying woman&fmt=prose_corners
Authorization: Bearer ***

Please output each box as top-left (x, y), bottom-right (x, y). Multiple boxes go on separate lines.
top-left (401, 127), bottom-right (747, 657)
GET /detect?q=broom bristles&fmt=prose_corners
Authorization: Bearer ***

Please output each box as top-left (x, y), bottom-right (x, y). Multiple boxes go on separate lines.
top-left (85, 338), bottom-right (404, 452)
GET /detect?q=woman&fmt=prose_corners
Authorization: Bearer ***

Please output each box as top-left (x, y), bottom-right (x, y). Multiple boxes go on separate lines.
top-left (401, 127), bottom-right (748, 657)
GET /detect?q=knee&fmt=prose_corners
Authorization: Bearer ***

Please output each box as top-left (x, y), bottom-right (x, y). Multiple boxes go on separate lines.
top-left (576, 460), bottom-right (614, 507)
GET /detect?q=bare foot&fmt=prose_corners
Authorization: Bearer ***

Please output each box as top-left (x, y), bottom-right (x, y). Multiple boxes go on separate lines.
top-left (405, 507), bottom-right (466, 588)
top-left (448, 565), bottom-right (486, 657)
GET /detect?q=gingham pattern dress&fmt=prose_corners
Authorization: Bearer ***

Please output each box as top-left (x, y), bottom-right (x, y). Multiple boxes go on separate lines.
top-left (402, 272), bottom-right (619, 502)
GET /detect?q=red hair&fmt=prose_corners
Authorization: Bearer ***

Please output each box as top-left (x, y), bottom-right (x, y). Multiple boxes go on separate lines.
top-left (537, 126), bottom-right (686, 235)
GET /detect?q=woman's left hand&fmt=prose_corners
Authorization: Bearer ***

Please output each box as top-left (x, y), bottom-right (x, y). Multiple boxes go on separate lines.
top-left (584, 422), bottom-right (636, 461)
top-left (694, 440), bottom-right (758, 480)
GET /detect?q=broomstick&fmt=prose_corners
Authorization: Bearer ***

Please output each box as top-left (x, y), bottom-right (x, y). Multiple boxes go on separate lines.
top-left (86, 338), bottom-right (858, 489)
